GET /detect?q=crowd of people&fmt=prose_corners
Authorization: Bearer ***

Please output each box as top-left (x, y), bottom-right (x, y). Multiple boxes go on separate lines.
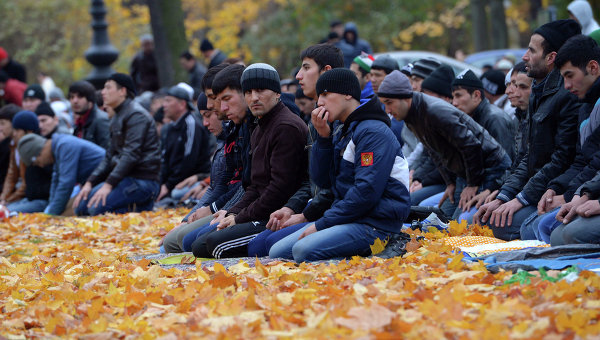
top-left (1, 1), bottom-right (600, 263)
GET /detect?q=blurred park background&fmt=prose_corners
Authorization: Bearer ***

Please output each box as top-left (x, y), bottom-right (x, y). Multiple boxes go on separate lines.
top-left (0, 0), bottom-right (596, 89)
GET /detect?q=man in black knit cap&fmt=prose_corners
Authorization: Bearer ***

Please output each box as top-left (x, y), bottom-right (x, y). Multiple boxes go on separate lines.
top-left (475, 20), bottom-right (582, 240)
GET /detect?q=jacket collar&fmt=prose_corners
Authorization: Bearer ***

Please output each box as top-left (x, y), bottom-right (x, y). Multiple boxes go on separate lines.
top-left (584, 76), bottom-right (600, 104)
top-left (471, 98), bottom-right (490, 121)
top-left (256, 101), bottom-right (284, 127)
top-left (535, 67), bottom-right (563, 98)
top-left (341, 95), bottom-right (391, 136)
top-left (114, 98), bottom-right (131, 115)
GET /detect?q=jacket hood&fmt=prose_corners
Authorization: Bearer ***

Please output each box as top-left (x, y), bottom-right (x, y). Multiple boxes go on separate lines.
top-left (341, 95), bottom-right (390, 136)
top-left (568, 1), bottom-right (600, 34)
top-left (344, 22), bottom-right (359, 42)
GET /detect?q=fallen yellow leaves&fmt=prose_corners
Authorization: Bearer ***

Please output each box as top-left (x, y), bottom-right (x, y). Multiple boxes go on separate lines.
top-left (1, 211), bottom-right (600, 338)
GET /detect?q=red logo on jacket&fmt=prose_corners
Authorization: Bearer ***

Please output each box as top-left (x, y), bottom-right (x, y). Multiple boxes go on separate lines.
top-left (361, 152), bottom-right (373, 166)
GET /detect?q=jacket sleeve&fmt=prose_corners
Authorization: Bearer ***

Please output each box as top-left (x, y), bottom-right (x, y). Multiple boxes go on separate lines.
top-left (302, 187), bottom-right (335, 221)
top-left (310, 135), bottom-right (335, 189)
top-left (433, 111), bottom-right (485, 186)
top-left (563, 149), bottom-right (600, 202)
top-left (547, 141), bottom-right (586, 197)
top-left (412, 150), bottom-right (444, 187)
top-left (518, 96), bottom-right (579, 205)
top-left (579, 171), bottom-right (600, 199)
top-left (103, 112), bottom-right (151, 187)
top-left (283, 177), bottom-right (312, 214)
top-left (498, 155), bottom-right (531, 202)
top-left (44, 144), bottom-right (80, 215)
top-left (231, 124), bottom-right (307, 223)
top-left (314, 126), bottom-right (397, 231)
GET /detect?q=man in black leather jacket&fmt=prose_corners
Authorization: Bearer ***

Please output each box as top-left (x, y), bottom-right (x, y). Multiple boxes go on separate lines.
top-left (73, 73), bottom-right (161, 216)
top-left (378, 70), bottom-right (511, 220)
top-left (475, 20), bottom-right (582, 240)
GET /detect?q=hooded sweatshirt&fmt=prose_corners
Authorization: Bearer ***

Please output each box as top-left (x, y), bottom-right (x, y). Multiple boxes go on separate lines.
top-left (568, 0), bottom-right (600, 35)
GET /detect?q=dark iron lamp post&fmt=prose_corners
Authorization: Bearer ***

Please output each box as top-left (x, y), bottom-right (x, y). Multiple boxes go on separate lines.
top-left (85, 0), bottom-right (119, 89)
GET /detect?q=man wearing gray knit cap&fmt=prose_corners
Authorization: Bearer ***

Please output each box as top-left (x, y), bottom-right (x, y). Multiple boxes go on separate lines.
top-left (192, 62), bottom-right (309, 259)
top-left (378, 70), bottom-right (511, 221)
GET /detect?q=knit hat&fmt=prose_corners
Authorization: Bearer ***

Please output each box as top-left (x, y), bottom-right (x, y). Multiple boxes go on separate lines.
top-left (200, 39), bottom-right (214, 52)
top-left (377, 70), bottom-right (413, 99)
top-left (451, 69), bottom-right (484, 90)
top-left (12, 111), bottom-right (40, 133)
top-left (371, 55), bottom-right (399, 74)
top-left (400, 63), bottom-right (413, 77)
top-left (353, 53), bottom-right (375, 73)
top-left (197, 92), bottom-right (208, 111)
top-left (534, 19), bottom-right (582, 53)
top-left (0, 47), bottom-right (7, 61)
top-left (23, 84), bottom-right (45, 101)
top-left (481, 69), bottom-right (506, 95)
top-left (421, 65), bottom-right (455, 98)
top-left (108, 73), bottom-right (136, 96)
top-left (241, 63), bottom-right (281, 94)
top-left (316, 68), bottom-right (361, 102)
top-left (35, 102), bottom-right (55, 117)
top-left (411, 57), bottom-right (442, 79)
top-left (17, 133), bottom-right (47, 167)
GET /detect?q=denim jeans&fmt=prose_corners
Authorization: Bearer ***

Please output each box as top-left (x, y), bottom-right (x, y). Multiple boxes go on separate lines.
top-left (269, 223), bottom-right (390, 263)
top-left (536, 208), bottom-right (561, 243)
top-left (410, 184), bottom-right (445, 206)
top-left (247, 223), bottom-right (309, 257)
top-left (7, 198), bottom-right (48, 213)
top-left (419, 192), bottom-right (444, 208)
top-left (489, 206), bottom-right (537, 241)
top-left (75, 177), bottom-right (160, 216)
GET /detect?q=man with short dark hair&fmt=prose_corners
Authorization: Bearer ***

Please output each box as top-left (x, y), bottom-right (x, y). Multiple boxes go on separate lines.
top-left (475, 20), bottom-right (582, 240)
top-left (179, 51), bottom-right (207, 92)
top-left (130, 34), bottom-right (159, 93)
top-left (68, 80), bottom-right (110, 149)
top-left (73, 73), bottom-right (161, 215)
top-left (0, 104), bottom-right (19, 196)
top-left (294, 88), bottom-right (315, 124)
top-left (156, 85), bottom-right (214, 203)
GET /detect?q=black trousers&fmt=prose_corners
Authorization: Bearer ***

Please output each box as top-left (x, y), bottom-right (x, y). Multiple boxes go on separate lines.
top-left (192, 221), bottom-right (267, 258)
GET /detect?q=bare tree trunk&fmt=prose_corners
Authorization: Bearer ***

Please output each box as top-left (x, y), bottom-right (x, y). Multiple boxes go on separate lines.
top-left (147, 0), bottom-right (188, 87)
top-left (489, 0), bottom-right (508, 49)
top-left (471, 0), bottom-right (489, 52)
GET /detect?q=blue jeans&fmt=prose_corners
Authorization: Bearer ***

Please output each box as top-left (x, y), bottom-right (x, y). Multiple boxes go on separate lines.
top-left (269, 223), bottom-right (390, 263)
top-left (410, 184), bottom-right (445, 206)
top-left (419, 192), bottom-right (444, 208)
top-left (247, 223), bottom-right (309, 257)
top-left (181, 222), bottom-right (217, 252)
top-left (489, 205), bottom-right (537, 241)
top-left (171, 182), bottom-right (201, 201)
top-left (75, 177), bottom-right (159, 216)
top-left (458, 207), bottom-right (477, 224)
top-left (7, 198), bottom-right (48, 213)
top-left (536, 208), bottom-right (561, 243)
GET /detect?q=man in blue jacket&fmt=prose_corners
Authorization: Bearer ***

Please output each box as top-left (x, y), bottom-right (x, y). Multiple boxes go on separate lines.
top-left (17, 133), bottom-right (105, 215)
top-left (269, 68), bottom-right (410, 262)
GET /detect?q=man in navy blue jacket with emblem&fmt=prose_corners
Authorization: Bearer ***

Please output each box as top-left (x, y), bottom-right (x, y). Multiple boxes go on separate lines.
top-left (269, 68), bottom-right (411, 262)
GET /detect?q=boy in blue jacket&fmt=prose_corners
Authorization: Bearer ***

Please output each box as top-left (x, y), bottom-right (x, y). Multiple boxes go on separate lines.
top-left (269, 68), bottom-right (411, 262)
top-left (17, 133), bottom-right (105, 215)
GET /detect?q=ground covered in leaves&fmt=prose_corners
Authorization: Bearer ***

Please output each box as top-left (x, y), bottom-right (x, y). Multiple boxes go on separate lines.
top-left (1, 209), bottom-right (600, 339)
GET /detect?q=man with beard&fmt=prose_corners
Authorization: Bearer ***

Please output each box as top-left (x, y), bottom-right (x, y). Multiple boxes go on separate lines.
top-left (68, 80), bottom-right (110, 149)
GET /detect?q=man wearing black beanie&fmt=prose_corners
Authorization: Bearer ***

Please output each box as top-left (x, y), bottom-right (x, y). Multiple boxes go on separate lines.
top-left (475, 19), bottom-right (582, 241)
top-left (267, 68), bottom-right (410, 262)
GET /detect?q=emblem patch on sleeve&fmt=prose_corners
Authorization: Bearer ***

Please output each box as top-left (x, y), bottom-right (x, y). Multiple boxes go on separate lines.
top-left (361, 152), bottom-right (373, 166)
